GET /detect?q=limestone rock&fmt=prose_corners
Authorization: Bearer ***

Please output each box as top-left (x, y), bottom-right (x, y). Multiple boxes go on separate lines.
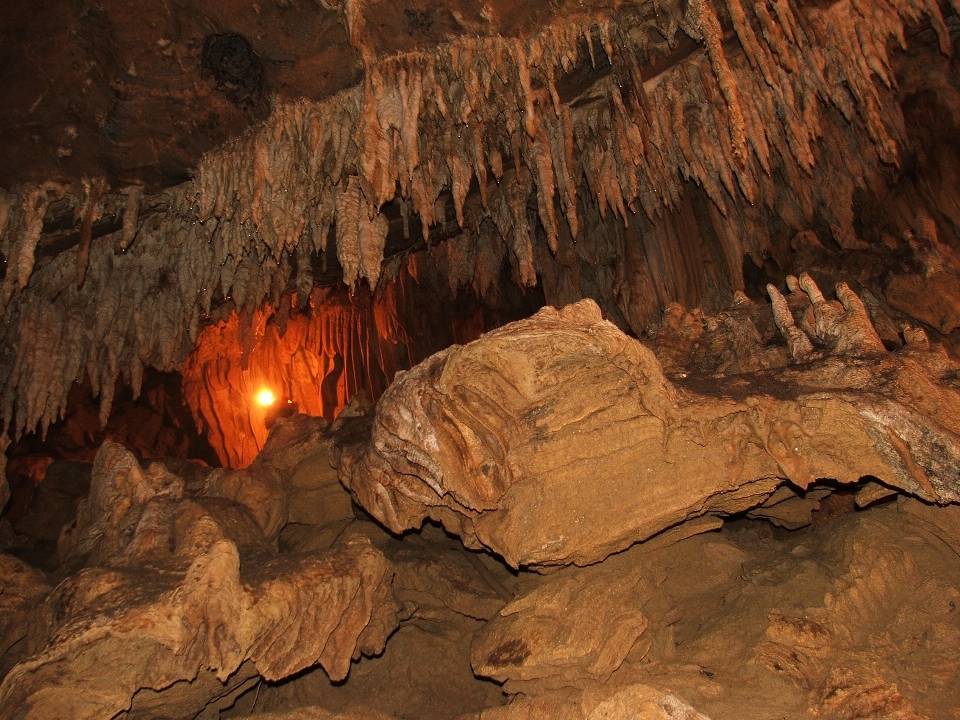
top-left (57, 440), bottom-right (188, 567)
top-left (855, 481), bottom-right (898, 508)
top-left (343, 281), bottom-right (960, 569)
top-left (362, 523), bottom-right (509, 624)
top-left (284, 420), bottom-right (355, 529)
top-left (885, 216), bottom-right (960, 334)
top-left (199, 415), bottom-right (333, 540)
top-left (242, 522), bottom-right (510, 719)
top-left (0, 554), bottom-right (50, 661)
top-left (581, 684), bottom-right (712, 720)
top-left (10, 460), bottom-right (91, 544)
top-left (885, 272), bottom-right (960, 335)
top-left (249, 709), bottom-right (397, 720)
top-left (0, 534), bottom-right (398, 720)
top-left (471, 559), bottom-right (650, 692)
top-left (57, 441), bottom-right (267, 569)
top-left (258, 612), bottom-right (506, 720)
top-left (0, 427), bottom-right (406, 720)
top-left (0, 434), bottom-right (9, 516)
top-left (204, 463), bottom-right (287, 542)
top-left (755, 497), bottom-right (960, 718)
top-left (746, 486), bottom-right (833, 530)
top-left (456, 684), bottom-right (711, 719)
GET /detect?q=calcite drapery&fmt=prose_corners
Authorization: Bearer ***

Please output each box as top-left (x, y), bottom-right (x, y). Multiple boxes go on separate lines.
top-left (342, 281), bottom-right (960, 568)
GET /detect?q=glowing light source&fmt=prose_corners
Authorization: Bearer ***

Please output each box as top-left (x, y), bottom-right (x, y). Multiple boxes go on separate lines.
top-left (256, 389), bottom-right (276, 407)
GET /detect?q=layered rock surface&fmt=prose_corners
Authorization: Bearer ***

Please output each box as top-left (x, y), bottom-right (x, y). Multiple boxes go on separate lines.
top-left (342, 278), bottom-right (960, 568)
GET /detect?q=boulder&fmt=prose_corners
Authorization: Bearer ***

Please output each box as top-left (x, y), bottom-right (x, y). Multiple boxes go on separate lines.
top-left (342, 278), bottom-right (960, 569)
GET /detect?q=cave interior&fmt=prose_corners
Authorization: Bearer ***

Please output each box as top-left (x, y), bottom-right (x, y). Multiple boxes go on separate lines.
top-left (3, 0), bottom-right (960, 718)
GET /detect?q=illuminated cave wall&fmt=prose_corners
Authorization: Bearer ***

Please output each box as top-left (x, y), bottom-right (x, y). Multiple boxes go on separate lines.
top-left (182, 255), bottom-right (543, 467)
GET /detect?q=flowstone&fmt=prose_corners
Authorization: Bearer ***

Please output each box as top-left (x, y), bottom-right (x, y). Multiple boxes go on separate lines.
top-left (342, 278), bottom-right (960, 569)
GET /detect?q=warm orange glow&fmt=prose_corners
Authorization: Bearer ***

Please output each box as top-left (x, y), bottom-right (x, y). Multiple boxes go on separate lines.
top-left (256, 389), bottom-right (276, 407)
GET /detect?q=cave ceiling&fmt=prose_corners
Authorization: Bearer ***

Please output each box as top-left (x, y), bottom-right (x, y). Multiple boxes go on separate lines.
top-left (1, 0), bottom-right (959, 461)
top-left (0, 0), bottom-right (604, 193)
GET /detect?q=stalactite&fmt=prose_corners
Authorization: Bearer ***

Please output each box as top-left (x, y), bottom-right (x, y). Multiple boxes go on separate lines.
top-left (75, 177), bottom-right (109, 287)
top-left (3, 183), bottom-right (64, 305)
top-left (359, 208), bottom-right (389, 290)
top-left (0, 0), bottom-right (955, 443)
top-left (181, 265), bottom-right (511, 466)
top-left (119, 185), bottom-right (143, 251)
top-left (335, 176), bottom-right (364, 289)
top-left (684, 0), bottom-right (748, 164)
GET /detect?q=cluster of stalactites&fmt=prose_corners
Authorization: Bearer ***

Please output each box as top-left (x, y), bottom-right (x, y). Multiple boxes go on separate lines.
top-left (0, 0), bottom-right (954, 441)
top-left (179, 0), bottom-right (944, 290)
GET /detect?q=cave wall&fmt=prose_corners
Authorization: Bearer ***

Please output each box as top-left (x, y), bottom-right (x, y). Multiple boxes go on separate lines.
top-left (182, 259), bottom-right (541, 467)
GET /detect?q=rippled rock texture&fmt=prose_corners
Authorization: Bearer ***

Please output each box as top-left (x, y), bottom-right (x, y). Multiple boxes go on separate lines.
top-left (343, 279), bottom-right (960, 569)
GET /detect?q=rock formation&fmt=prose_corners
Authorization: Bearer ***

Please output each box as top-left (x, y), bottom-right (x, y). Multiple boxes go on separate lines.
top-left (3, 278), bottom-right (960, 717)
top-left (1, 0), bottom-right (960, 718)
top-left (1, 0), bottom-right (959, 464)
top-left (342, 278), bottom-right (960, 568)
top-left (0, 426), bottom-right (400, 720)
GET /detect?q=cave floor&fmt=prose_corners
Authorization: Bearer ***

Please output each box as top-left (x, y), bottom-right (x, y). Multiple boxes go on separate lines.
top-left (219, 490), bottom-right (960, 720)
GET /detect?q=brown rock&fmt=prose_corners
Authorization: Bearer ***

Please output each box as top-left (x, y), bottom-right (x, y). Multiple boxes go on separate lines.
top-left (203, 415), bottom-right (346, 541)
top-left (581, 684), bottom-right (712, 720)
top-left (0, 434), bottom-right (9, 515)
top-left (286, 441), bottom-right (354, 529)
top-left (465, 696), bottom-right (582, 720)
top-left (455, 684), bottom-right (711, 720)
top-left (885, 273), bottom-right (960, 334)
top-left (57, 440), bottom-right (186, 567)
top-left (747, 486), bottom-right (832, 530)
top-left (343, 283), bottom-right (960, 569)
top-left (249, 707), bottom-right (397, 720)
top-left (260, 414), bottom-right (336, 476)
top-left (885, 216), bottom-right (960, 334)
top-left (204, 463), bottom-right (288, 542)
top-left (754, 499), bottom-right (960, 718)
top-left (260, 613), bottom-right (506, 720)
top-left (10, 461), bottom-right (90, 544)
top-left (0, 553), bottom-right (50, 660)
top-left (0, 534), bottom-right (398, 720)
top-left (471, 559), bottom-right (650, 692)
top-left (387, 526), bottom-right (509, 622)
